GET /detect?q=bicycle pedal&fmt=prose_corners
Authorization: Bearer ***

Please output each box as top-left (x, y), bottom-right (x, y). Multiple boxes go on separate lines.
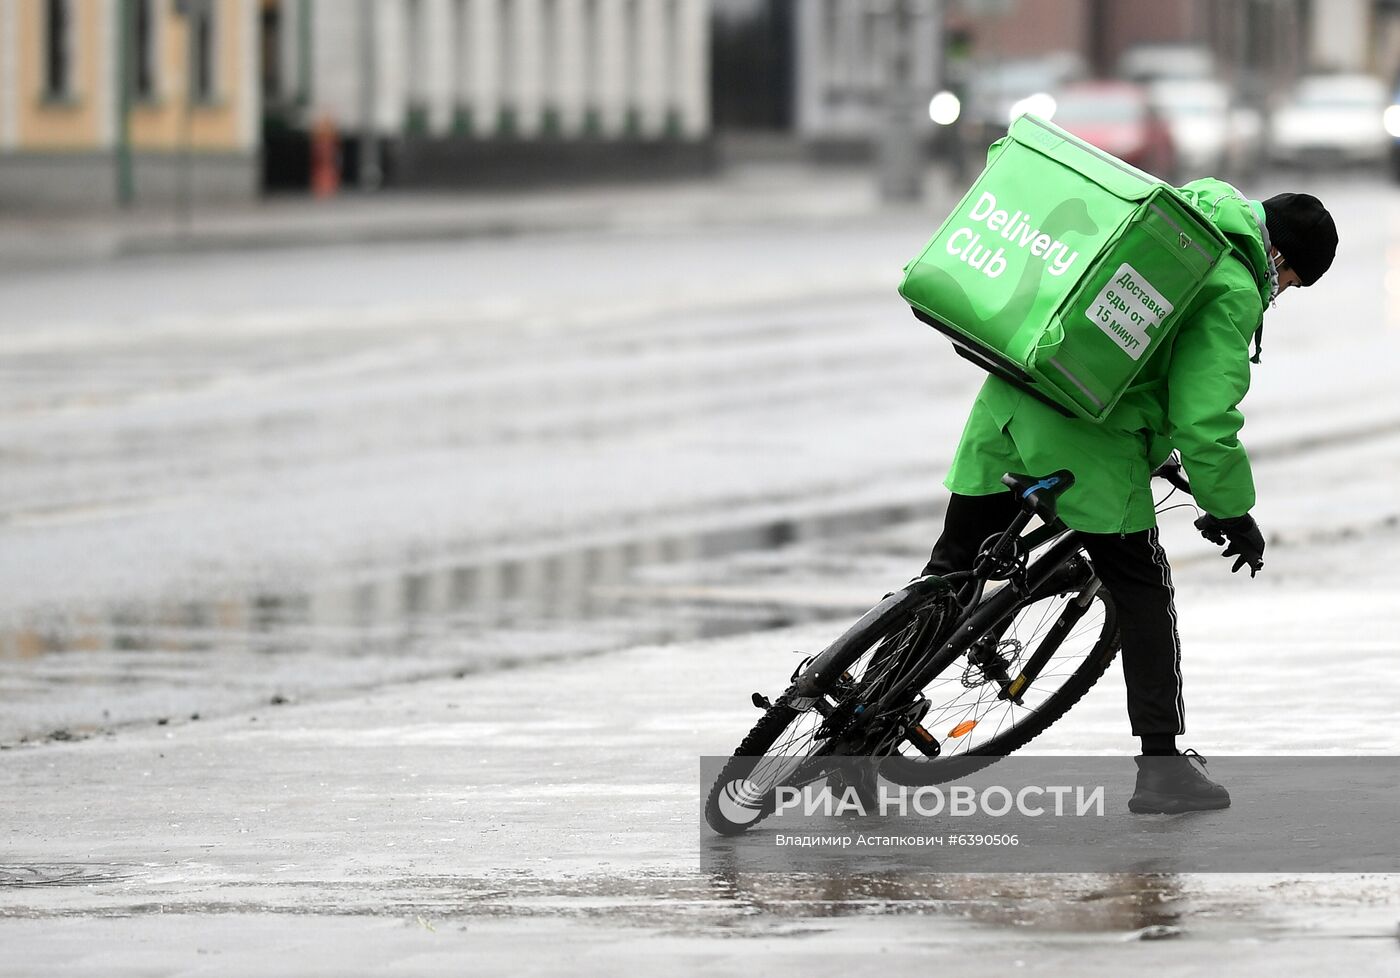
top-left (751, 692), bottom-right (772, 710)
top-left (907, 723), bottom-right (941, 757)
top-left (997, 673), bottom-right (1027, 705)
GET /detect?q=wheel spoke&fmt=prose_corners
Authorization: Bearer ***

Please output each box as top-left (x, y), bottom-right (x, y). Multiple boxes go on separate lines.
top-left (708, 583), bottom-right (1110, 833)
top-left (885, 588), bottom-right (1112, 763)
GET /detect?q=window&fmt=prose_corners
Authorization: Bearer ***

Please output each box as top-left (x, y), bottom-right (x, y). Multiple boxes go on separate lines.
top-left (259, 0), bottom-right (282, 103)
top-left (134, 0), bottom-right (159, 101)
top-left (823, 0), bottom-right (844, 92)
top-left (43, 0), bottom-right (73, 100)
top-left (861, 5), bottom-right (882, 93)
top-left (190, 1), bottom-right (217, 103)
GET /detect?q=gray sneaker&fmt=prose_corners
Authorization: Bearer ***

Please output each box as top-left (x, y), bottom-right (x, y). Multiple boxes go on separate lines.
top-left (1128, 749), bottom-right (1231, 814)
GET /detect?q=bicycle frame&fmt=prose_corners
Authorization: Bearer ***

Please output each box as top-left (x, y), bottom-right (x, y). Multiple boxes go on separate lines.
top-left (791, 517), bottom-right (1081, 674)
top-left (789, 456), bottom-right (1193, 743)
top-left (872, 531), bottom-right (1095, 719)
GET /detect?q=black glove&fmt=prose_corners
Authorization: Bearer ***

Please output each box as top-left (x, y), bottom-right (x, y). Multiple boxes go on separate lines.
top-left (1194, 513), bottom-right (1265, 577)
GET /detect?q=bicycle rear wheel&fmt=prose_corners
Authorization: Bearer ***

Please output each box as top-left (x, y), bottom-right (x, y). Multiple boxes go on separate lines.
top-left (704, 582), bottom-right (959, 835)
top-left (880, 578), bottom-right (1118, 786)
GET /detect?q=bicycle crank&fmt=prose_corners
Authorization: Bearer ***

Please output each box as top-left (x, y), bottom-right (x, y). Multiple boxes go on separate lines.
top-left (837, 696), bottom-right (939, 758)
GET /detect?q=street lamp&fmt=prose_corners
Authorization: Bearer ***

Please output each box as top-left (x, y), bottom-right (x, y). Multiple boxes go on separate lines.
top-left (877, 0), bottom-right (944, 203)
top-left (877, 0), bottom-right (922, 202)
top-left (358, 0), bottom-right (382, 189)
top-left (173, 0), bottom-right (212, 233)
top-left (115, 0), bottom-right (135, 206)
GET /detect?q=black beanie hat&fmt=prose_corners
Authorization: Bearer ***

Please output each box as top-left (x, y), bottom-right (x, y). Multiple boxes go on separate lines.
top-left (1262, 193), bottom-right (1337, 287)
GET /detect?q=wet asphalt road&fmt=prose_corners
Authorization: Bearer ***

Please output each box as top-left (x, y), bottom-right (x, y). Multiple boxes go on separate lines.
top-left (2, 172), bottom-right (1400, 973)
top-left (1, 522), bottom-right (1399, 975)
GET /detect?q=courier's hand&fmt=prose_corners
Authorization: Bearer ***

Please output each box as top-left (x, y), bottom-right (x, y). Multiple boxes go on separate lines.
top-left (1194, 513), bottom-right (1265, 577)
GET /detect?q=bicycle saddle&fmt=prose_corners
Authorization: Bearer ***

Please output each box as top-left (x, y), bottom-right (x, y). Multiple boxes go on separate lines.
top-left (1001, 469), bottom-right (1076, 522)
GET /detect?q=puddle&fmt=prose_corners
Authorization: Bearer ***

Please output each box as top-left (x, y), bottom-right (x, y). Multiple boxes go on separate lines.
top-left (61, 870), bottom-right (1187, 934)
top-left (704, 870), bottom-right (1185, 932)
top-left (1, 499), bottom-right (935, 660)
top-left (0, 497), bottom-right (938, 742)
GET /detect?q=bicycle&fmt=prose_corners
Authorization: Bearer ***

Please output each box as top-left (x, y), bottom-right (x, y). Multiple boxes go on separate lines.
top-left (704, 455), bottom-right (1197, 835)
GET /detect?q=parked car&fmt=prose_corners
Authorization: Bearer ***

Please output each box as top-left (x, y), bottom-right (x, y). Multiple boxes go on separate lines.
top-left (1051, 81), bottom-right (1177, 182)
top-left (1148, 79), bottom-right (1265, 180)
top-left (1270, 74), bottom-right (1389, 169)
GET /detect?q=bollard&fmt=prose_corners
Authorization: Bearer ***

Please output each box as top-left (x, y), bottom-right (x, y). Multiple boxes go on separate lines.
top-left (311, 116), bottom-right (342, 199)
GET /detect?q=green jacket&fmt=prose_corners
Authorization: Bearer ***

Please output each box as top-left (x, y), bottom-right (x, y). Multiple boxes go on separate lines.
top-left (944, 177), bottom-right (1273, 533)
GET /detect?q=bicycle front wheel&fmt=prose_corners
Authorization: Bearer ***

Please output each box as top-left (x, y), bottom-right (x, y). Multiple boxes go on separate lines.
top-left (880, 579), bottom-right (1118, 786)
top-left (704, 581), bottom-right (960, 835)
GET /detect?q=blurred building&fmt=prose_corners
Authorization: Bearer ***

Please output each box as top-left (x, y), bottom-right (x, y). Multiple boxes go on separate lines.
top-left (0, 0), bottom-right (261, 209)
top-left (711, 0), bottom-right (1400, 154)
top-left (709, 0), bottom-right (942, 161)
top-left (951, 0), bottom-right (1396, 88)
top-left (794, 0), bottom-right (942, 145)
top-left (261, 0), bottom-right (713, 189)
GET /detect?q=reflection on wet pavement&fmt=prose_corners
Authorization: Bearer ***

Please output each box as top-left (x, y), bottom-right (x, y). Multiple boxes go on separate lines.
top-left (703, 871), bottom-right (1184, 933)
top-left (157, 869), bottom-right (1364, 943)
top-left (0, 864), bottom-right (145, 889)
top-left (0, 864), bottom-right (1178, 931)
top-left (526, 871), bottom-right (1187, 935)
top-left (0, 499), bottom-right (936, 743)
top-left (0, 867), bottom-right (1232, 938)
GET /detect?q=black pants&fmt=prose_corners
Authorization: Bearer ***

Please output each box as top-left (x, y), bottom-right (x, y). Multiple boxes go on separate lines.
top-left (923, 492), bottom-right (1185, 738)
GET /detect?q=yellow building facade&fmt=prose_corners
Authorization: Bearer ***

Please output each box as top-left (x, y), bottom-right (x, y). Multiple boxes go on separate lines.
top-left (0, 0), bottom-right (260, 207)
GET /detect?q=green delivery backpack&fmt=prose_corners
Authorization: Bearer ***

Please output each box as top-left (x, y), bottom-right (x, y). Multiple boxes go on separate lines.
top-left (899, 113), bottom-right (1230, 422)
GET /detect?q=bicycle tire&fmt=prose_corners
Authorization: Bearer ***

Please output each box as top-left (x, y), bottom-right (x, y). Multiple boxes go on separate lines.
top-left (704, 584), bottom-right (959, 836)
top-left (880, 583), bottom-right (1118, 787)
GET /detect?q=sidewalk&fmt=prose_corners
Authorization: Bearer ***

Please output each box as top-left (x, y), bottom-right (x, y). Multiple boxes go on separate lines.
top-left (0, 163), bottom-right (955, 269)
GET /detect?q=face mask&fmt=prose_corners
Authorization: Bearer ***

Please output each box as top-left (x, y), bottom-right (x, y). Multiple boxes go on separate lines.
top-left (1269, 252), bottom-right (1288, 304)
top-left (1252, 200), bottom-right (1281, 304)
